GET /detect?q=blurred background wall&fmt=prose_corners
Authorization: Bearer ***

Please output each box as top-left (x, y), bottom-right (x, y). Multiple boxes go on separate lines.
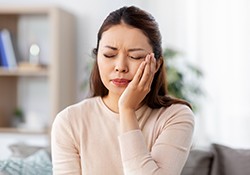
top-left (0, 0), bottom-right (249, 152)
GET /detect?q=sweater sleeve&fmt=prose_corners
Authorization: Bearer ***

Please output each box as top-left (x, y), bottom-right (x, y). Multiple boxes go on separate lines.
top-left (51, 109), bottom-right (81, 175)
top-left (118, 105), bottom-right (195, 175)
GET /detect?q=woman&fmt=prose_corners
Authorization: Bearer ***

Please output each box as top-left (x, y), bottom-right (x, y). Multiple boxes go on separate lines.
top-left (51, 6), bottom-right (194, 175)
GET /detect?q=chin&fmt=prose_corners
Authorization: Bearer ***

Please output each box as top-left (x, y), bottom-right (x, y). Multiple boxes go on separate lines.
top-left (109, 87), bottom-right (126, 97)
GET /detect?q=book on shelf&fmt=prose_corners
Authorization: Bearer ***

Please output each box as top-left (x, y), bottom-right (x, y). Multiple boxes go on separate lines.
top-left (0, 29), bottom-right (17, 69)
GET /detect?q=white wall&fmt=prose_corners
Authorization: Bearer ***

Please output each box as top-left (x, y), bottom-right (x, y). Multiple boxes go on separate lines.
top-left (0, 0), bottom-right (250, 154)
top-left (148, 0), bottom-right (250, 149)
top-left (195, 0), bottom-right (250, 148)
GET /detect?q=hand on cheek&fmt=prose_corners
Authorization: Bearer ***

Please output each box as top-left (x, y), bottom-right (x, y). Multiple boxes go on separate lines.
top-left (118, 53), bottom-right (157, 111)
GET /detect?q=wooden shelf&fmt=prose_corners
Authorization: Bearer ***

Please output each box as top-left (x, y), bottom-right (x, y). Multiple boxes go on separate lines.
top-left (0, 5), bottom-right (76, 136)
top-left (0, 66), bottom-right (49, 76)
top-left (0, 127), bottom-right (48, 135)
top-left (0, 5), bottom-right (54, 15)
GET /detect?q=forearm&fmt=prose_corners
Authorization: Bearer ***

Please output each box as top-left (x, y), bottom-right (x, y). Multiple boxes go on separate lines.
top-left (118, 105), bottom-right (195, 175)
top-left (118, 126), bottom-right (192, 175)
top-left (118, 54), bottom-right (155, 134)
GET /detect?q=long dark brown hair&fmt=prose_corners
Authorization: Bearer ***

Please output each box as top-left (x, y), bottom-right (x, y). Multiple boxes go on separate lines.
top-left (90, 6), bottom-right (191, 109)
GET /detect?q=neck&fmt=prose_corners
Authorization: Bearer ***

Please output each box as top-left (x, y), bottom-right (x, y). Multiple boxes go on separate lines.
top-left (102, 94), bottom-right (120, 113)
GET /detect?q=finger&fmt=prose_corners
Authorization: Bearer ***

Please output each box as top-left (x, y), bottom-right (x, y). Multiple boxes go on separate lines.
top-left (131, 60), bottom-right (146, 85)
top-left (139, 54), bottom-right (157, 89)
top-left (138, 54), bottom-right (152, 86)
top-left (150, 53), bottom-right (157, 73)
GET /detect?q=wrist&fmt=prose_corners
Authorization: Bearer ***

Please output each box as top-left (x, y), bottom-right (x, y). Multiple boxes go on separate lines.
top-left (119, 107), bottom-right (135, 114)
top-left (119, 108), bottom-right (139, 133)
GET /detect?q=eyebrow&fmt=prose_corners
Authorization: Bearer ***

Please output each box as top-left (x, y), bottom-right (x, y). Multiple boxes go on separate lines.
top-left (104, 45), bottom-right (118, 50)
top-left (104, 45), bottom-right (147, 52)
top-left (128, 48), bottom-right (147, 52)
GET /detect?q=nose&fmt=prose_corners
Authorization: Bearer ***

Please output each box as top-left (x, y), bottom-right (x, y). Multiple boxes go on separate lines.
top-left (115, 56), bottom-right (128, 73)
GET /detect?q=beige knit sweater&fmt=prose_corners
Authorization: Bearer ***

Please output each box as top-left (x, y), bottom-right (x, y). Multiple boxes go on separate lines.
top-left (51, 96), bottom-right (194, 175)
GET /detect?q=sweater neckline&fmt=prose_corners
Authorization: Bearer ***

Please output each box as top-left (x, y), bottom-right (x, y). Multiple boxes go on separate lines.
top-left (97, 96), bottom-right (148, 118)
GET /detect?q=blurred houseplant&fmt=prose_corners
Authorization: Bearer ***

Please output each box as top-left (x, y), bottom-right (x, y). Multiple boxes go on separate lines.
top-left (12, 107), bottom-right (25, 127)
top-left (163, 48), bottom-right (204, 112)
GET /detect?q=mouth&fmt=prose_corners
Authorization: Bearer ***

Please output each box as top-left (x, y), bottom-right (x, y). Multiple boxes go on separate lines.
top-left (111, 78), bottom-right (131, 86)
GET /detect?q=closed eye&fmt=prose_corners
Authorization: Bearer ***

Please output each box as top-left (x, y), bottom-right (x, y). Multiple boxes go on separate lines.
top-left (104, 54), bottom-right (116, 58)
top-left (129, 56), bottom-right (145, 60)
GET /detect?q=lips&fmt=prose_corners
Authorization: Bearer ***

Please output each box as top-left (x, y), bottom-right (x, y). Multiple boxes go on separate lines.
top-left (111, 78), bottom-right (131, 86)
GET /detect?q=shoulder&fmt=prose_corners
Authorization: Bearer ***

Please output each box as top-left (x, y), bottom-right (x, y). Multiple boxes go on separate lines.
top-left (166, 103), bottom-right (194, 118)
top-left (168, 104), bottom-right (194, 123)
top-left (53, 96), bottom-right (101, 124)
top-left (51, 96), bottom-right (102, 139)
top-left (69, 96), bottom-right (100, 111)
top-left (59, 96), bottom-right (100, 114)
top-left (152, 103), bottom-right (195, 128)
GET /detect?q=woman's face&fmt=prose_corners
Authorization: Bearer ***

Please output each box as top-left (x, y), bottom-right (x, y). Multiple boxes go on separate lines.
top-left (97, 24), bottom-right (153, 98)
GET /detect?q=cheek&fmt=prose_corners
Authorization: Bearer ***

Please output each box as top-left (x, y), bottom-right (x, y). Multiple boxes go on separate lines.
top-left (97, 57), bottom-right (112, 82)
top-left (130, 61), bottom-right (143, 76)
top-left (97, 59), bottom-right (106, 76)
